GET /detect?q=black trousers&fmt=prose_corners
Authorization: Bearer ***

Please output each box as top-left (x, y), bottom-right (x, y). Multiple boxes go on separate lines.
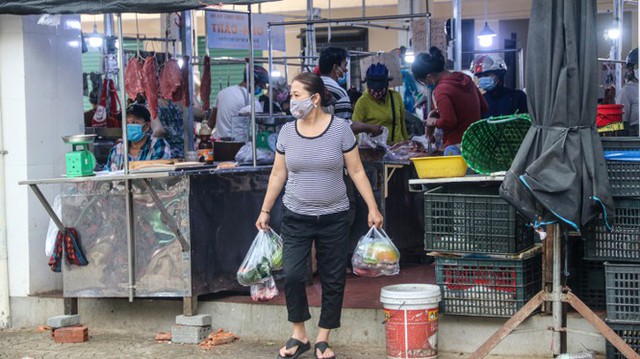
top-left (281, 208), bottom-right (351, 329)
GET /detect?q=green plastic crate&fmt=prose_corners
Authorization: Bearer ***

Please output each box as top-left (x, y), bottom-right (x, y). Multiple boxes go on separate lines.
top-left (424, 186), bottom-right (534, 254)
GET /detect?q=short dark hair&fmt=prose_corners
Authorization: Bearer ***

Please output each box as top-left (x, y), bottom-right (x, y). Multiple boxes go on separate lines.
top-left (292, 72), bottom-right (333, 107)
top-left (319, 47), bottom-right (348, 75)
top-left (126, 104), bottom-right (151, 122)
top-left (412, 46), bottom-right (445, 81)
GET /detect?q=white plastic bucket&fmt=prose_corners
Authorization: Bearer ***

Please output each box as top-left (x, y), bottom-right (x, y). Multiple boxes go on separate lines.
top-left (380, 284), bottom-right (442, 359)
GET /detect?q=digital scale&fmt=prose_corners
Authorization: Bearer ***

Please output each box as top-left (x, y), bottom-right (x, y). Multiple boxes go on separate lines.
top-left (62, 134), bottom-right (97, 177)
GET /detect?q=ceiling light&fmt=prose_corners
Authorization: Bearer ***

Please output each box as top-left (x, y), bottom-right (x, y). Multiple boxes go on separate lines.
top-left (404, 48), bottom-right (416, 64)
top-left (477, 22), bottom-right (497, 48)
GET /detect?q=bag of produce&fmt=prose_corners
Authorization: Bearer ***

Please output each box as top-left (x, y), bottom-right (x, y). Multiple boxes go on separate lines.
top-left (237, 229), bottom-right (284, 286)
top-left (351, 227), bottom-right (400, 277)
top-left (250, 276), bottom-right (279, 302)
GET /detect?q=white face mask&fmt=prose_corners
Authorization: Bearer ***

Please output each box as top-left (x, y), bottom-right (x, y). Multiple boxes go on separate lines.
top-left (289, 95), bottom-right (317, 119)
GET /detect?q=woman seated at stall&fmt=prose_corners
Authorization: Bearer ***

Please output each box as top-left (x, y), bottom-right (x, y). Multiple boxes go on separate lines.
top-left (105, 104), bottom-right (171, 171)
top-left (412, 47), bottom-right (488, 155)
top-left (352, 63), bottom-right (407, 144)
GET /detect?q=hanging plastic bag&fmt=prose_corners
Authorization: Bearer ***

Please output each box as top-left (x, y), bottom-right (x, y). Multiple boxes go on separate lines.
top-left (45, 194), bottom-right (62, 257)
top-left (351, 227), bottom-right (400, 277)
top-left (250, 276), bottom-right (279, 302)
top-left (234, 143), bottom-right (275, 165)
top-left (237, 229), bottom-right (284, 286)
top-left (358, 126), bottom-right (389, 149)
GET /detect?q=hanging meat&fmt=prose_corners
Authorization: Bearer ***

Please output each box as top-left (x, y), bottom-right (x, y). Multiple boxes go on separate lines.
top-left (142, 56), bottom-right (159, 120)
top-left (124, 57), bottom-right (144, 99)
top-left (200, 56), bottom-right (211, 110)
top-left (158, 59), bottom-right (182, 101)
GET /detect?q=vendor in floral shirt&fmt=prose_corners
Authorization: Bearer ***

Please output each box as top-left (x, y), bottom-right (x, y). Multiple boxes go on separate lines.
top-left (105, 104), bottom-right (171, 171)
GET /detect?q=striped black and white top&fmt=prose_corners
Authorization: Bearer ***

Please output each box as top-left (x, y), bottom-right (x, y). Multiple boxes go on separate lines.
top-left (276, 116), bottom-right (357, 216)
top-left (321, 76), bottom-right (353, 121)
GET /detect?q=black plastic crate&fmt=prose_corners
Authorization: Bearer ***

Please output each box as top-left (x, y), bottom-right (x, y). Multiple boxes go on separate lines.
top-left (424, 187), bottom-right (534, 254)
top-left (435, 255), bottom-right (541, 317)
top-left (605, 321), bottom-right (640, 359)
top-left (604, 263), bottom-right (640, 323)
top-left (569, 259), bottom-right (606, 311)
top-left (584, 200), bottom-right (640, 262)
top-left (600, 137), bottom-right (640, 197)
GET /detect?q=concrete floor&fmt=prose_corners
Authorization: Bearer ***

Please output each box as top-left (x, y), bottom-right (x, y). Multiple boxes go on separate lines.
top-left (0, 328), bottom-right (541, 359)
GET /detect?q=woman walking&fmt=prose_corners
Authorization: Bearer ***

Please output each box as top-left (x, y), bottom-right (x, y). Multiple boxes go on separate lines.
top-left (256, 72), bottom-right (383, 359)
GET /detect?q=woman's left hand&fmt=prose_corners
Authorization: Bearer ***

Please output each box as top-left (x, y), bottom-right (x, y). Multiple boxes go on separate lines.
top-left (368, 207), bottom-right (384, 228)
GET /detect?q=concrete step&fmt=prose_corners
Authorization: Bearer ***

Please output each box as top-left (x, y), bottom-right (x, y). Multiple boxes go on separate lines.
top-left (10, 296), bottom-right (606, 357)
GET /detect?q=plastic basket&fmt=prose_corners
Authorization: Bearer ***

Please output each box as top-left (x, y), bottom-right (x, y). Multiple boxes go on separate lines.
top-left (605, 321), bottom-right (640, 359)
top-left (461, 114), bottom-right (531, 175)
top-left (569, 259), bottom-right (606, 311)
top-left (604, 263), bottom-right (640, 323)
top-left (424, 186), bottom-right (534, 254)
top-left (435, 255), bottom-right (541, 317)
top-left (584, 200), bottom-right (640, 262)
top-left (600, 137), bottom-right (640, 197)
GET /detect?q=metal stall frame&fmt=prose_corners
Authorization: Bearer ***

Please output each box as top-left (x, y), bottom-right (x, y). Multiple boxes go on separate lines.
top-left (266, 12), bottom-right (432, 119)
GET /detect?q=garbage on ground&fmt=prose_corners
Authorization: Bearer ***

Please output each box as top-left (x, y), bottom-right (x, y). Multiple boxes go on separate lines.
top-left (199, 329), bottom-right (238, 349)
top-left (154, 331), bottom-right (172, 342)
top-left (352, 227), bottom-right (400, 277)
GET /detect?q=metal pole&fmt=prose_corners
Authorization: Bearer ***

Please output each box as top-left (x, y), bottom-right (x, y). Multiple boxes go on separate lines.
top-left (518, 49), bottom-right (525, 90)
top-left (284, 55), bottom-right (289, 84)
top-left (426, 14), bottom-right (432, 112)
top-left (204, 11), bottom-right (210, 57)
top-left (552, 225), bottom-right (562, 355)
top-left (248, 5), bottom-right (257, 167)
top-left (268, 12), bottom-right (432, 27)
top-left (453, 0), bottom-right (462, 71)
top-left (614, 0), bottom-right (623, 92)
top-left (362, 0), bottom-right (365, 17)
top-left (306, 0), bottom-right (316, 70)
top-left (117, 14), bottom-right (135, 303)
top-left (181, 10), bottom-right (195, 154)
top-left (268, 25), bottom-right (274, 118)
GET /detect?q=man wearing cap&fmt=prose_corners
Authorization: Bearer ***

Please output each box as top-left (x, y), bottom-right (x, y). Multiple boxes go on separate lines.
top-left (207, 65), bottom-right (268, 139)
top-left (105, 104), bottom-right (171, 171)
top-left (352, 63), bottom-right (408, 144)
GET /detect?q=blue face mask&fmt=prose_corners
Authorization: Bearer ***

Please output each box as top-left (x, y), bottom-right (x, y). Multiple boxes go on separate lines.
top-left (478, 76), bottom-right (497, 91)
top-left (126, 124), bottom-right (146, 142)
top-left (254, 86), bottom-right (264, 96)
top-left (337, 69), bottom-right (348, 86)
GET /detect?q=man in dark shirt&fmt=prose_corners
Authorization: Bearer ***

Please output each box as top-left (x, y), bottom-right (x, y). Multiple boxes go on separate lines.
top-left (471, 54), bottom-right (527, 118)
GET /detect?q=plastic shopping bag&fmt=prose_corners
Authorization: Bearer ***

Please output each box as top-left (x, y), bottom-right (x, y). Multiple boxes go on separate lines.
top-left (351, 227), bottom-right (400, 277)
top-left (237, 229), bottom-right (284, 286)
top-left (250, 276), bottom-right (279, 302)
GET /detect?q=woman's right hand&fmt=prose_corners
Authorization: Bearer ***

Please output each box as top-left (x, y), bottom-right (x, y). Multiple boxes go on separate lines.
top-left (256, 212), bottom-right (271, 230)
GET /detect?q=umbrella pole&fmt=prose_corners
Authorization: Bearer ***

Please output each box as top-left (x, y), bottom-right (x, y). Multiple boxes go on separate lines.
top-left (469, 224), bottom-right (640, 359)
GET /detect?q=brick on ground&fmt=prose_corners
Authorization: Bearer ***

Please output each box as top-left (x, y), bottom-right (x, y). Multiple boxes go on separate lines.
top-left (47, 315), bottom-right (80, 329)
top-left (171, 325), bottom-right (211, 344)
top-left (53, 325), bottom-right (89, 343)
top-left (175, 314), bottom-right (212, 327)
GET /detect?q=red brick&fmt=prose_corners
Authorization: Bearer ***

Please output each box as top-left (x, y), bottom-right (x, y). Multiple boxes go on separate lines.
top-left (53, 325), bottom-right (88, 343)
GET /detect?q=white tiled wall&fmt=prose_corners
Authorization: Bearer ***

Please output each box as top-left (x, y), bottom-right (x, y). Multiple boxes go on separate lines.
top-left (1, 14), bottom-right (83, 297)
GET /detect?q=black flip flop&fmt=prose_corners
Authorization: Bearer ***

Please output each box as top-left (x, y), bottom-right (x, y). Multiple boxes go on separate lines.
top-left (314, 341), bottom-right (336, 359)
top-left (277, 338), bottom-right (311, 359)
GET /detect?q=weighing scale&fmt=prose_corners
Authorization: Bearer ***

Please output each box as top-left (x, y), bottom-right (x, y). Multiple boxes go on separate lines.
top-left (62, 134), bottom-right (97, 177)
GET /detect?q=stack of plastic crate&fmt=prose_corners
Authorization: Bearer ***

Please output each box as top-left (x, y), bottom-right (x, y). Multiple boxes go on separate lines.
top-left (425, 185), bottom-right (540, 317)
top-left (585, 138), bottom-right (640, 358)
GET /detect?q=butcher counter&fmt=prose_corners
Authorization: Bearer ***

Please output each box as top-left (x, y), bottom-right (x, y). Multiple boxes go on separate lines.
top-left (20, 160), bottom-right (424, 315)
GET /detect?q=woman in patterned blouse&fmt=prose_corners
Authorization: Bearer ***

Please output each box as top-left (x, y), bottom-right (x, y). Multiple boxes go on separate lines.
top-left (105, 104), bottom-right (171, 171)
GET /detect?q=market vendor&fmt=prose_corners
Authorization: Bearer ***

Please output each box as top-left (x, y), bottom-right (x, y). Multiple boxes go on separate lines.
top-left (207, 66), bottom-right (268, 139)
top-left (470, 54), bottom-right (527, 118)
top-left (105, 104), bottom-right (171, 171)
top-left (412, 47), bottom-right (488, 154)
top-left (319, 47), bottom-right (383, 136)
top-left (352, 63), bottom-right (408, 144)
